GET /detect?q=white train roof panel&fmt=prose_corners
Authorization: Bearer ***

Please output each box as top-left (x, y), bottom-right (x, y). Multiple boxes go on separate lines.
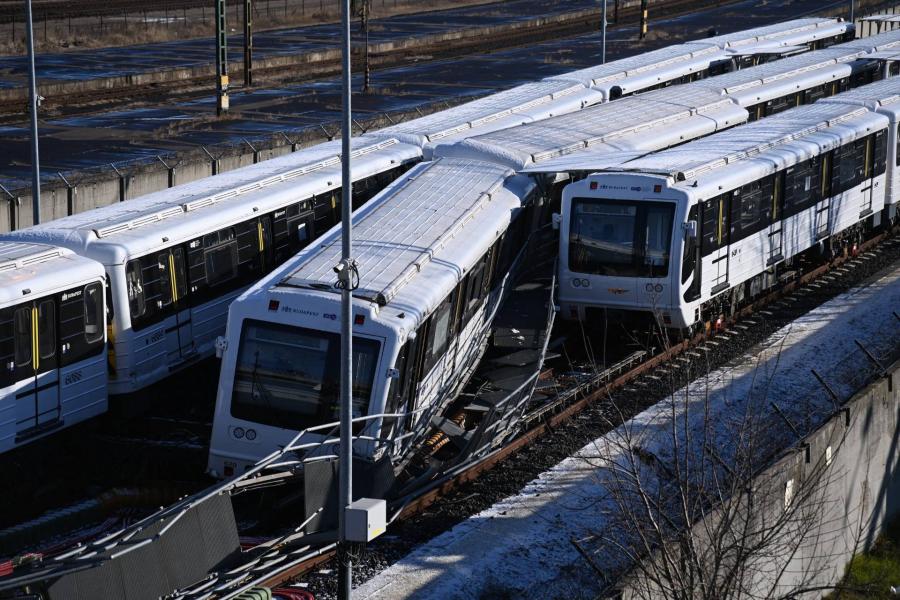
top-left (7, 136), bottom-right (416, 254)
top-left (280, 158), bottom-right (513, 306)
top-left (378, 80), bottom-right (595, 145)
top-left (694, 46), bottom-right (868, 94)
top-left (843, 27), bottom-right (900, 51)
top-left (0, 242), bottom-right (105, 307)
top-left (705, 18), bottom-right (839, 48)
top-left (439, 87), bottom-right (735, 169)
top-left (818, 76), bottom-right (900, 105)
top-left (616, 103), bottom-right (876, 181)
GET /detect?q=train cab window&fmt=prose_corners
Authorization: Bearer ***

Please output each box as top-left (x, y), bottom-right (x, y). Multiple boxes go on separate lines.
top-left (37, 301), bottom-right (55, 362)
top-left (230, 320), bottom-right (380, 431)
top-left (570, 198), bottom-right (674, 277)
top-left (84, 282), bottom-right (104, 344)
top-left (126, 259), bottom-right (146, 319)
top-left (13, 307), bottom-right (31, 368)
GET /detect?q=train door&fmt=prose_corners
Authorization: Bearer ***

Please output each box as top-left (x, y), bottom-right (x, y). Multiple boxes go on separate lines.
top-left (10, 298), bottom-right (60, 440)
top-left (814, 153), bottom-right (832, 239)
top-left (702, 194), bottom-right (730, 296)
top-left (158, 247), bottom-right (193, 366)
top-left (767, 173), bottom-right (784, 265)
top-left (258, 216), bottom-right (274, 273)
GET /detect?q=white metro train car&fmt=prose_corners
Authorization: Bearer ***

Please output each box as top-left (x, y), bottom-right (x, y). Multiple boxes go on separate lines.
top-left (1, 137), bottom-right (420, 395)
top-left (557, 81), bottom-right (897, 329)
top-left (208, 158), bottom-right (537, 477)
top-left (0, 20), bottom-right (847, 453)
top-left (0, 243), bottom-right (107, 452)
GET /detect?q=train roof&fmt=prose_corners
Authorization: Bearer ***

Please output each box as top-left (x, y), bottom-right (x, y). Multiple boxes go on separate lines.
top-left (1, 136), bottom-right (417, 261)
top-left (612, 102), bottom-right (885, 185)
top-left (271, 158), bottom-right (529, 328)
top-left (549, 18), bottom-right (848, 89)
top-left (0, 242), bottom-right (105, 307)
top-left (437, 87), bottom-right (744, 170)
top-left (692, 45), bottom-right (871, 95)
top-left (703, 18), bottom-right (847, 48)
top-left (378, 80), bottom-right (603, 149)
top-left (818, 75), bottom-right (900, 114)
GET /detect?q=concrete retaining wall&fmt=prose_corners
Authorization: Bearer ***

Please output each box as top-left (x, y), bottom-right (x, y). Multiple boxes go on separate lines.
top-left (621, 357), bottom-right (900, 598)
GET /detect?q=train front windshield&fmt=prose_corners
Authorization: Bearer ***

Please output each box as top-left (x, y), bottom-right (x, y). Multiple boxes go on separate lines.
top-left (569, 198), bottom-right (674, 278)
top-left (230, 319), bottom-right (380, 431)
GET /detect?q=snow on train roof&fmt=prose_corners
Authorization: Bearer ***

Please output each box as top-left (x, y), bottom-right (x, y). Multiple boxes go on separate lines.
top-left (692, 45), bottom-right (871, 94)
top-left (279, 158), bottom-right (518, 312)
top-left (378, 80), bottom-right (601, 147)
top-left (0, 242), bottom-right (103, 307)
top-left (818, 75), bottom-right (900, 108)
top-left (703, 17), bottom-right (842, 48)
top-left (615, 102), bottom-right (880, 182)
top-left (5, 136), bottom-right (414, 250)
top-left (438, 87), bottom-right (743, 170)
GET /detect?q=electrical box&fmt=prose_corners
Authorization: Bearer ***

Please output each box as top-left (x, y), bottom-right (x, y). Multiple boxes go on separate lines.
top-left (345, 498), bottom-right (387, 543)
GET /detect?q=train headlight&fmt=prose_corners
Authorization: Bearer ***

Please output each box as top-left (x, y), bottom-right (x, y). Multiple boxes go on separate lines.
top-left (233, 427), bottom-right (245, 439)
top-left (581, 279), bottom-right (590, 288)
top-left (572, 278), bottom-right (582, 288)
top-left (245, 429), bottom-right (257, 441)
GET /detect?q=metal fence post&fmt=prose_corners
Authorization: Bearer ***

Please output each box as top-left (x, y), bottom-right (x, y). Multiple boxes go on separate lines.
top-left (110, 163), bottom-right (127, 201)
top-left (57, 172), bottom-right (76, 215)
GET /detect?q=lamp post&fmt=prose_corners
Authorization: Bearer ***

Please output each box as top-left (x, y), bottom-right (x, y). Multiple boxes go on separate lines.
top-left (337, 0), bottom-right (355, 596)
top-left (25, 0), bottom-right (41, 225)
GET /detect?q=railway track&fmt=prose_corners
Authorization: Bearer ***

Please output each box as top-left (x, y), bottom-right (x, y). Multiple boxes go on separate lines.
top-left (0, 0), bottom-right (739, 120)
top-left (245, 230), bottom-right (900, 599)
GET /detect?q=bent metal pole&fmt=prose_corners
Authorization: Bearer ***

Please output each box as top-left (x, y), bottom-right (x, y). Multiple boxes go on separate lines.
top-left (25, 0), bottom-right (40, 225)
top-left (338, 0), bottom-right (354, 596)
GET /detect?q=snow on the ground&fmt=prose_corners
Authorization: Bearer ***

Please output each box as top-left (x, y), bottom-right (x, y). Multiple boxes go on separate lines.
top-left (355, 264), bottom-right (900, 600)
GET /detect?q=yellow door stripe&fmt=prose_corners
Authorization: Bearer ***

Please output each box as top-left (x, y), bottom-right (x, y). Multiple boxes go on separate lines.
top-left (31, 306), bottom-right (39, 372)
top-left (257, 221), bottom-right (265, 252)
top-left (168, 253), bottom-right (178, 302)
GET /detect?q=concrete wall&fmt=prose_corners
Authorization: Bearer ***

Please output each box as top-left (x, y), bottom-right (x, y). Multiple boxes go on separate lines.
top-left (621, 358), bottom-right (900, 598)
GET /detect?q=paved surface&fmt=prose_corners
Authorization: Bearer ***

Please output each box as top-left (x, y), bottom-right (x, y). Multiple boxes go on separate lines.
top-left (354, 264), bottom-right (900, 599)
top-left (0, 0), bottom-right (851, 190)
top-left (0, 0), bottom-right (598, 88)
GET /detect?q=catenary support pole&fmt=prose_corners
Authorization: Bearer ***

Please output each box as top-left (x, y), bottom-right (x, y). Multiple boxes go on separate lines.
top-left (338, 0), bottom-right (354, 594)
top-left (244, 0), bottom-right (253, 87)
top-left (215, 0), bottom-right (229, 115)
top-left (25, 0), bottom-right (41, 225)
top-left (601, 0), bottom-right (607, 64)
top-left (639, 0), bottom-right (648, 39)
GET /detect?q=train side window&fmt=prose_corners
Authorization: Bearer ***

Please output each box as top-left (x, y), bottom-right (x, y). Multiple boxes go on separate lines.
top-left (729, 178), bottom-right (771, 241)
top-left (156, 252), bottom-right (174, 308)
top-left (13, 307), bottom-right (31, 368)
top-left (681, 205), bottom-right (699, 285)
top-left (700, 194), bottom-right (728, 255)
top-left (820, 151), bottom-right (833, 199)
top-left (125, 259), bottom-right (146, 319)
top-left (204, 228), bottom-right (238, 287)
top-left (874, 129), bottom-right (887, 177)
top-left (84, 282), bottom-right (104, 344)
top-left (832, 141), bottom-right (860, 195)
top-left (37, 301), bottom-right (55, 361)
top-left (772, 172), bottom-right (783, 221)
top-left (783, 160), bottom-right (817, 218)
top-left (423, 293), bottom-right (454, 374)
top-left (896, 124), bottom-right (900, 167)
